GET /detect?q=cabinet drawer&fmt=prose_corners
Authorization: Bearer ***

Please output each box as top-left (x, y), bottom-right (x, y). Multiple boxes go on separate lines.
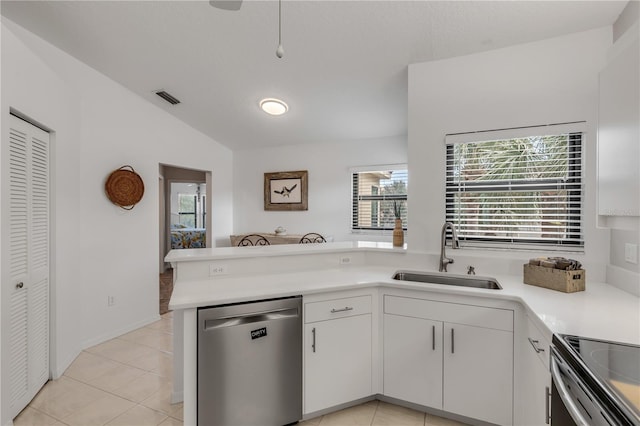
top-left (305, 295), bottom-right (371, 323)
top-left (384, 295), bottom-right (512, 332)
top-left (526, 316), bottom-right (551, 369)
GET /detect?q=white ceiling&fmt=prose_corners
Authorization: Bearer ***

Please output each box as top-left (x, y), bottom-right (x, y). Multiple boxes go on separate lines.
top-left (1, 1), bottom-right (627, 151)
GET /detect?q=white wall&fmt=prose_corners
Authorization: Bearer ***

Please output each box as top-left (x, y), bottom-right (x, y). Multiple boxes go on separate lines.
top-left (408, 27), bottom-right (612, 280)
top-left (233, 136), bottom-right (407, 244)
top-left (1, 20), bottom-right (82, 425)
top-left (1, 18), bottom-right (233, 423)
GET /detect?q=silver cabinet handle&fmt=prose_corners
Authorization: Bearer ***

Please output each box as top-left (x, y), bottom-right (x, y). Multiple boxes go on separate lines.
top-left (528, 337), bottom-right (545, 353)
top-left (16, 282), bottom-right (24, 289)
top-left (545, 386), bottom-right (551, 424)
top-left (330, 306), bottom-right (353, 313)
top-left (432, 325), bottom-right (436, 350)
top-left (451, 328), bottom-right (455, 354)
top-left (312, 327), bottom-right (316, 353)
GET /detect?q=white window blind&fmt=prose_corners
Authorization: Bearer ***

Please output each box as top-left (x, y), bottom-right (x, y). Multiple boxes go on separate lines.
top-left (352, 167), bottom-right (408, 231)
top-left (445, 131), bottom-right (583, 249)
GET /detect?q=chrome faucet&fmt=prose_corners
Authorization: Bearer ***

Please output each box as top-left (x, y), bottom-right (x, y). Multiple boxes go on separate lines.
top-left (439, 222), bottom-right (459, 272)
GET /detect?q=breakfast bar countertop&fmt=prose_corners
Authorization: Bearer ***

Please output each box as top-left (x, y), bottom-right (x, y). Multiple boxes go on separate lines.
top-left (168, 246), bottom-right (640, 346)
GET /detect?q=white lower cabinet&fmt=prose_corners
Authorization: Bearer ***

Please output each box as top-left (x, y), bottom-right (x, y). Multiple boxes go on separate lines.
top-left (383, 314), bottom-right (443, 408)
top-left (304, 295), bottom-right (372, 414)
top-left (443, 323), bottom-right (513, 425)
top-left (516, 316), bottom-right (552, 425)
top-left (383, 295), bottom-right (514, 425)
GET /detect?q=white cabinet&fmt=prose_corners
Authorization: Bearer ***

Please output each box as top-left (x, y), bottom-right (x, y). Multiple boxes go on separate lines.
top-left (304, 294), bottom-right (372, 414)
top-left (516, 316), bottom-right (551, 426)
top-left (443, 323), bottom-right (513, 425)
top-left (383, 314), bottom-right (442, 408)
top-left (597, 34), bottom-right (639, 217)
top-left (383, 295), bottom-right (513, 425)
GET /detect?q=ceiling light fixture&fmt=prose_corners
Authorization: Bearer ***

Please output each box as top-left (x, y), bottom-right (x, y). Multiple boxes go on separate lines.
top-left (260, 98), bottom-right (288, 116)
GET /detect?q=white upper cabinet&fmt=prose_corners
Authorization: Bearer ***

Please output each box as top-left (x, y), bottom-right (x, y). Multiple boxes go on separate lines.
top-left (598, 30), bottom-right (640, 218)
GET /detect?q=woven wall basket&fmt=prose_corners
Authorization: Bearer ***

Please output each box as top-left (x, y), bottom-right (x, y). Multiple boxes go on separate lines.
top-left (105, 165), bottom-right (144, 210)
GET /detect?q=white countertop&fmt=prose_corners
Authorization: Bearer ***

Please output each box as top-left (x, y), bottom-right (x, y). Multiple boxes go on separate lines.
top-left (169, 262), bottom-right (640, 346)
top-left (164, 241), bottom-right (405, 262)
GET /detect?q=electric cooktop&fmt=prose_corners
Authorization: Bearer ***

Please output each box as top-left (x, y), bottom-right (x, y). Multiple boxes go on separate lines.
top-left (558, 334), bottom-right (640, 424)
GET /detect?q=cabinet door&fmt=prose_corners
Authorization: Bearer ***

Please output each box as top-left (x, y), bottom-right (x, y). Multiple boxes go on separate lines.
top-left (598, 37), bottom-right (640, 217)
top-left (518, 340), bottom-right (551, 425)
top-left (517, 319), bottom-right (551, 425)
top-left (383, 314), bottom-right (442, 408)
top-left (444, 323), bottom-right (513, 426)
top-left (304, 314), bottom-right (372, 414)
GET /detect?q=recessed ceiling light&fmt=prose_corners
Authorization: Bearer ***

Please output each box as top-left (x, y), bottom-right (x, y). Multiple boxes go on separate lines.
top-left (260, 98), bottom-right (288, 116)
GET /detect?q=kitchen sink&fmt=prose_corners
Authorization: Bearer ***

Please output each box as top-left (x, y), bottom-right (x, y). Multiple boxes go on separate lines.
top-left (392, 271), bottom-right (502, 290)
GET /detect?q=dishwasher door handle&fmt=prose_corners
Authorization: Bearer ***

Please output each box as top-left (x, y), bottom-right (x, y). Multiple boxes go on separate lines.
top-left (204, 307), bottom-right (299, 330)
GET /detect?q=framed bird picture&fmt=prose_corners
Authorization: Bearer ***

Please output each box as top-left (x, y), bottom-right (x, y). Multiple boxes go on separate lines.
top-left (264, 170), bottom-right (308, 211)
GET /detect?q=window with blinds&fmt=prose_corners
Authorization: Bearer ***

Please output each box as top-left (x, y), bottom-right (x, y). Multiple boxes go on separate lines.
top-left (352, 167), bottom-right (408, 231)
top-left (445, 132), bottom-right (583, 249)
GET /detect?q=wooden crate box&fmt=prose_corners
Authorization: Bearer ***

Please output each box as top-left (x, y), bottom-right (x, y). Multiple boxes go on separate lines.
top-left (523, 264), bottom-right (585, 293)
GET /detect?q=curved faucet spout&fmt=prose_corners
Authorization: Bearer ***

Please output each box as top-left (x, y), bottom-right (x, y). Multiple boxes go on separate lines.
top-left (439, 222), bottom-right (459, 272)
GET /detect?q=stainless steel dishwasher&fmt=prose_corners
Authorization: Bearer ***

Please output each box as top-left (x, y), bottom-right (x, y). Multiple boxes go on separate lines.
top-left (197, 296), bottom-right (302, 426)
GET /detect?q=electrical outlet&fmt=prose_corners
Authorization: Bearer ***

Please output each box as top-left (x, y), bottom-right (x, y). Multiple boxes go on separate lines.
top-left (108, 296), bottom-right (115, 307)
top-left (624, 243), bottom-right (638, 264)
top-left (209, 264), bottom-right (229, 276)
top-left (339, 256), bottom-right (352, 265)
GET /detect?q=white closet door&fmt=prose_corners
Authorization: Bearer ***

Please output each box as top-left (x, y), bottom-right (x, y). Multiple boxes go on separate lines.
top-left (6, 114), bottom-right (50, 419)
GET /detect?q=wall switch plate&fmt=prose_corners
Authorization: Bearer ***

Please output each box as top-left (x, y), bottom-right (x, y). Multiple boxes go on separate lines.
top-left (624, 243), bottom-right (638, 264)
top-left (339, 256), bottom-right (352, 265)
top-left (108, 296), bottom-right (115, 306)
top-left (209, 264), bottom-right (229, 276)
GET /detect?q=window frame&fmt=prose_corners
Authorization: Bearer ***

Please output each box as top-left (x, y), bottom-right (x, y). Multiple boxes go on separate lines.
top-left (445, 132), bottom-right (583, 249)
top-left (178, 193), bottom-right (198, 228)
top-left (351, 165), bottom-right (408, 232)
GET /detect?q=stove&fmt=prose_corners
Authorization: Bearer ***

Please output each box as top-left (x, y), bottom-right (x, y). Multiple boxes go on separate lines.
top-left (551, 334), bottom-right (640, 426)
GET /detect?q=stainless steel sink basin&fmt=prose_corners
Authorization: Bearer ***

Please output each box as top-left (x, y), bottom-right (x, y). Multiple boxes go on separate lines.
top-left (392, 271), bottom-right (502, 290)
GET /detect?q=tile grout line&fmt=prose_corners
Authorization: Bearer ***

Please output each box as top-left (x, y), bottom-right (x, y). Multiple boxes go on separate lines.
top-left (39, 372), bottom-right (180, 425)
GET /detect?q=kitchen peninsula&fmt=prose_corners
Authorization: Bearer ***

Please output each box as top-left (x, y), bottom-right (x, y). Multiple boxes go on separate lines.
top-left (166, 242), bottom-right (640, 426)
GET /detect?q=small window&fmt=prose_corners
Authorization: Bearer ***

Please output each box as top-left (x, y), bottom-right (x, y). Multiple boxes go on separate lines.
top-left (352, 167), bottom-right (408, 231)
top-left (178, 194), bottom-right (197, 228)
top-left (445, 130), bottom-right (583, 249)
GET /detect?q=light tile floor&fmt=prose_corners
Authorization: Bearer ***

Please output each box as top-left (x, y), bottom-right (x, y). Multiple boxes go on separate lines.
top-left (15, 312), bottom-right (467, 426)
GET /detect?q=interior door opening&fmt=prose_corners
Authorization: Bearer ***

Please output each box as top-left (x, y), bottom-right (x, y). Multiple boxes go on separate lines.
top-left (158, 164), bottom-right (211, 314)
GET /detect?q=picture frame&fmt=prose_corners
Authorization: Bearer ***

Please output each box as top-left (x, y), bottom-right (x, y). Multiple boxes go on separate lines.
top-left (264, 170), bottom-right (308, 211)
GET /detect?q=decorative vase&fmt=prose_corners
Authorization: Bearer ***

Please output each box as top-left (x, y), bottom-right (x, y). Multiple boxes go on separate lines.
top-left (393, 218), bottom-right (404, 247)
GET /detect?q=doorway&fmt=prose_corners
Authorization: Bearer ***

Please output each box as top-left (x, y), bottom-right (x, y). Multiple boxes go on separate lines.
top-left (158, 164), bottom-right (211, 314)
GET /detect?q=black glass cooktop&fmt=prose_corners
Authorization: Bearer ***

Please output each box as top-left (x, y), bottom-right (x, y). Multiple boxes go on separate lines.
top-left (560, 334), bottom-right (640, 422)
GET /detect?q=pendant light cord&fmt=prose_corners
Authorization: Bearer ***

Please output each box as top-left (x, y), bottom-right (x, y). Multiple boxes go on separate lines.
top-left (278, 0), bottom-right (282, 46)
top-left (276, 0), bottom-right (284, 58)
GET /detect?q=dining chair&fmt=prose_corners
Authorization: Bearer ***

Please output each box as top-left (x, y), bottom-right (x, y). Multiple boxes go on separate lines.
top-left (299, 233), bottom-right (326, 244)
top-left (237, 234), bottom-right (271, 246)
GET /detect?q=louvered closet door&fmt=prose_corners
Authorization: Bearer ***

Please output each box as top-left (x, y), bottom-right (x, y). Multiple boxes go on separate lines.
top-left (7, 114), bottom-right (50, 419)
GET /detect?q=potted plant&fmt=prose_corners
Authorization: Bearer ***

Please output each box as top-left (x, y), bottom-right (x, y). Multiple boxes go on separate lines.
top-left (393, 201), bottom-right (404, 247)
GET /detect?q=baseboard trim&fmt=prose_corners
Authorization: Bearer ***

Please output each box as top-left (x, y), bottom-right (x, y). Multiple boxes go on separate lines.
top-left (81, 314), bottom-right (162, 350)
top-left (51, 349), bottom-right (81, 379)
top-left (171, 390), bottom-right (184, 404)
